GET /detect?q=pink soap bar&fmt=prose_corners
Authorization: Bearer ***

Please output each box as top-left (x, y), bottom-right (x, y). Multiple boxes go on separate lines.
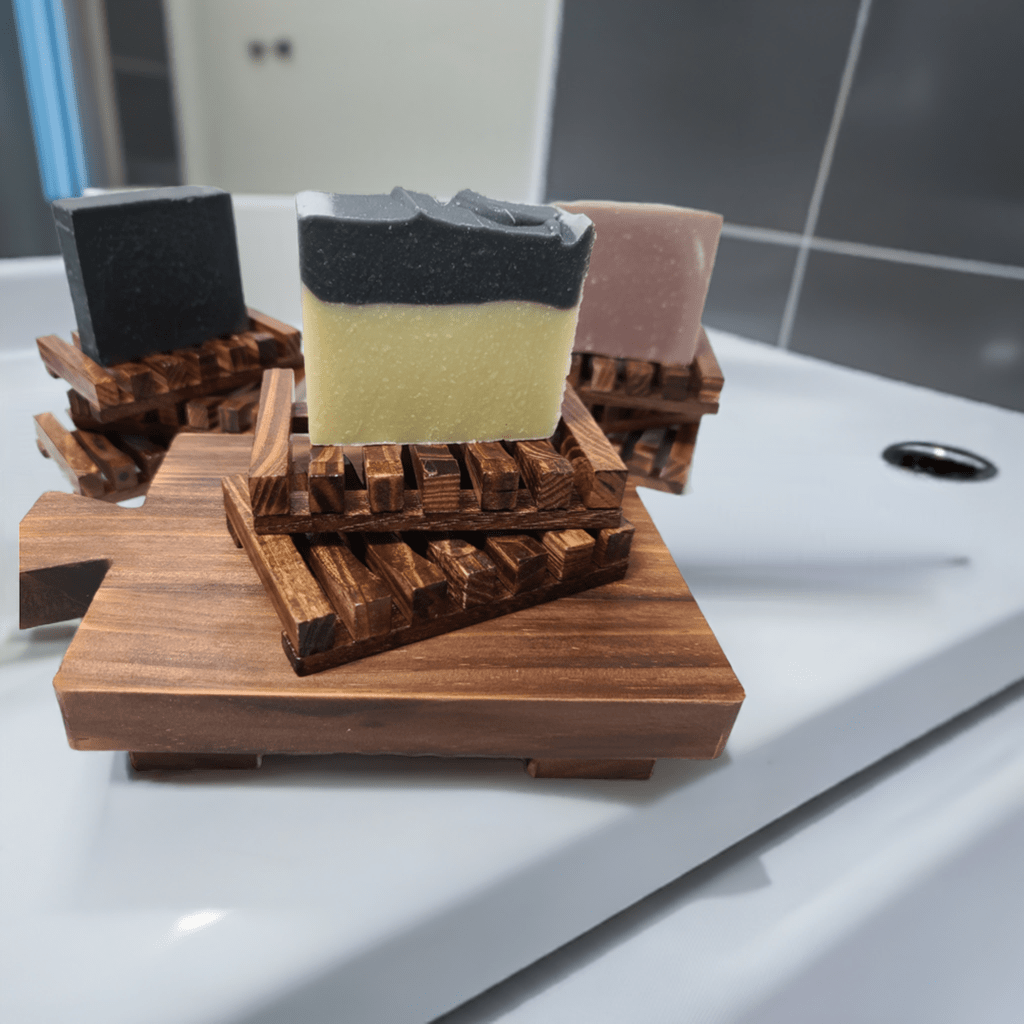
top-left (557, 200), bottom-right (723, 367)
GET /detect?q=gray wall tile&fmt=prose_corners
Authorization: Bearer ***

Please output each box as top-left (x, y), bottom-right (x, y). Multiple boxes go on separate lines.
top-left (790, 251), bottom-right (1024, 412)
top-left (703, 238), bottom-right (797, 344)
top-left (547, 0), bottom-right (860, 230)
top-left (816, 0), bottom-right (1024, 266)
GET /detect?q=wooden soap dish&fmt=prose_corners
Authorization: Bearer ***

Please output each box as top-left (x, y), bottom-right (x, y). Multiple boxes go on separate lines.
top-left (248, 369), bottom-right (629, 536)
top-left (225, 473), bottom-right (634, 673)
top-left (571, 326), bottom-right (724, 493)
top-left (33, 308), bottom-right (302, 501)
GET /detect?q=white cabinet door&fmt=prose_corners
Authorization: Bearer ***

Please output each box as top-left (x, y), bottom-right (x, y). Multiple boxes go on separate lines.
top-left (165, 0), bottom-right (561, 202)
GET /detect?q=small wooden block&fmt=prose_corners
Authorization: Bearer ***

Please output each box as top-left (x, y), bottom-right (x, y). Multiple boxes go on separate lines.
top-left (427, 538), bottom-right (501, 609)
top-left (364, 445), bottom-right (405, 513)
top-left (485, 534), bottom-right (548, 594)
top-left (36, 334), bottom-right (120, 408)
top-left (247, 307), bottom-right (302, 360)
top-left (465, 442), bottom-right (519, 511)
top-left (130, 752), bottom-right (262, 772)
top-left (627, 438), bottom-right (660, 477)
top-left (218, 392), bottom-right (259, 433)
top-left (185, 395), bottom-right (223, 430)
top-left (512, 438), bottom-right (573, 509)
top-left (560, 386), bottom-right (628, 509)
top-left (115, 434), bottom-right (166, 481)
top-left (590, 355), bottom-right (619, 392)
top-left (223, 475), bottom-right (336, 656)
top-left (526, 759), bottom-right (655, 780)
top-left (249, 368), bottom-right (294, 515)
top-left (363, 533), bottom-right (448, 623)
top-left (143, 352), bottom-right (194, 391)
top-left (660, 422), bottom-right (701, 493)
top-left (247, 330), bottom-right (279, 365)
top-left (72, 430), bottom-right (139, 491)
top-left (541, 528), bottom-right (596, 580)
top-left (567, 352), bottom-right (583, 388)
top-left (208, 334), bottom-right (254, 374)
top-left (110, 361), bottom-right (161, 400)
top-left (623, 360), bottom-right (656, 396)
top-left (156, 404), bottom-right (182, 427)
top-left (659, 362), bottom-right (691, 402)
top-left (593, 517), bottom-right (635, 566)
top-left (178, 344), bottom-right (222, 382)
top-left (33, 413), bottom-right (106, 498)
top-left (305, 533), bottom-right (392, 640)
top-left (411, 445), bottom-right (462, 512)
top-left (308, 446), bottom-right (346, 514)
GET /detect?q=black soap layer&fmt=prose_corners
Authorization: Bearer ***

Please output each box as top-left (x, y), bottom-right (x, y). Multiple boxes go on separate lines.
top-left (297, 188), bottom-right (594, 309)
top-left (52, 186), bottom-right (248, 366)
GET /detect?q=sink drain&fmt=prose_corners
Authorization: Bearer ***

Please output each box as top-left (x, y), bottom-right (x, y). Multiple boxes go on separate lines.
top-left (882, 442), bottom-right (997, 481)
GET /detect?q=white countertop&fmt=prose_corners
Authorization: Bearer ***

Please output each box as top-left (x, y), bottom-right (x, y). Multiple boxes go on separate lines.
top-left (2, 258), bottom-right (1023, 1023)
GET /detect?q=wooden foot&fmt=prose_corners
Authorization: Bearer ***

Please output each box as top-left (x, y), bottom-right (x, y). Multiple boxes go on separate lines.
top-left (525, 758), bottom-right (656, 780)
top-left (129, 752), bottom-right (263, 771)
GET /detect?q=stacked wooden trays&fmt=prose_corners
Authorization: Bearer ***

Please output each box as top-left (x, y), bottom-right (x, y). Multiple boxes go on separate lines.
top-left (570, 326), bottom-right (724, 493)
top-left (230, 368), bottom-right (638, 674)
top-left (33, 308), bottom-right (302, 502)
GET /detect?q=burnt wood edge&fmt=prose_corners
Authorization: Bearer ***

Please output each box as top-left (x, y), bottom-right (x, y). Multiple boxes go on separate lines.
top-left (283, 557), bottom-right (630, 675)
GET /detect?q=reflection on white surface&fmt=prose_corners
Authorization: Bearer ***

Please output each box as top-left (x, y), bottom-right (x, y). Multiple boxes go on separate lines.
top-left (171, 909), bottom-right (228, 940)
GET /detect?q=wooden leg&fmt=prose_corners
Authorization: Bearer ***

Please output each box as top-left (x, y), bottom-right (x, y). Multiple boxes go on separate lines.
top-left (525, 758), bottom-right (656, 780)
top-left (129, 752), bottom-right (263, 771)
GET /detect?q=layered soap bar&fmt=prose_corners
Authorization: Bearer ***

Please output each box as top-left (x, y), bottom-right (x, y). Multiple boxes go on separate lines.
top-left (556, 200), bottom-right (723, 367)
top-left (298, 188), bottom-right (594, 446)
top-left (52, 186), bottom-right (248, 366)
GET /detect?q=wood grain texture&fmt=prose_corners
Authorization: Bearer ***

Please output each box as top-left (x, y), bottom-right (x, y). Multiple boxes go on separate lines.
top-left (249, 368), bottom-right (294, 515)
top-left (411, 445), bottom-right (461, 512)
top-left (465, 442), bottom-right (519, 511)
top-left (36, 334), bottom-right (120, 407)
top-left (541, 528), bottom-right (596, 580)
top-left (110, 361), bottom-right (160, 399)
top-left (560, 386), bottom-right (628, 509)
top-left (308, 446), bottom-right (347, 514)
top-left (304, 533), bottom-right (392, 640)
top-left (594, 518), bottom-right (635, 567)
top-left (364, 445), bottom-right (405, 513)
top-left (427, 538), bottom-right (501, 609)
top-left (485, 534), bottom-right (548, 594)
top-left (364, 533), bottom-right (449, 623)
top-left (511, 439), bottom-right (574, 509)
top-left (223, 474), bottom-right (336, 656)
top-left (20, 433), bottom-right (743, 761)
top-left (33, 413), bottom-right (106, 498)
top-left (73, 430), bottom-right (139, 491)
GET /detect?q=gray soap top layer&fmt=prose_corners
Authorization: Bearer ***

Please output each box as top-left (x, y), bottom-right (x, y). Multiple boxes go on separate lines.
top-left (52, 185), bottom-right (247, 366)
top-left (297, 188), bottom-right (594, 309)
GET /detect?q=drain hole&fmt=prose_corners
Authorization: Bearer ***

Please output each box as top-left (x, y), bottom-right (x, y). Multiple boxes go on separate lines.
top-left (882, 442), bottom-right (997, 481)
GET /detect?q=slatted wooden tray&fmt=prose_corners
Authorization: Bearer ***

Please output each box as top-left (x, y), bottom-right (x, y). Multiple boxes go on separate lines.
top-left (248, 369), bottom-right (629, 536)
top-left (20, 432), bottom-right (743, 779)
top-left (224, 473), bottom-right (634, 673)
top-left (571, 326), bottom-right (724, 493)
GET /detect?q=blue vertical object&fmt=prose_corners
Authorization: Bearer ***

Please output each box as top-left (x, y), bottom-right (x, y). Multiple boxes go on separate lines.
top-left (12, 0), bottom-right (89, 201)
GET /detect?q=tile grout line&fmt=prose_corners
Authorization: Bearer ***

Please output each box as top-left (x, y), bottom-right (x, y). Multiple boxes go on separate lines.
top-left (721, 223), bottom-right (1024, 281)
top-left (777, 0), bottom-right (875, 350)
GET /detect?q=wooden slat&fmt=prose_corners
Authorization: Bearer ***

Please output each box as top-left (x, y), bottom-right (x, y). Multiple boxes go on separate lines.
top-left (73, 430), bottom-right (139, 491)
top-left (590, 355), bottom-right (619, 392)
top-left (364, 445), bottom-right (404, 513)
top-left (36, 334), bottom-right (120, 408)
top-left (304, 533), bottom-right (392, 640)
top-left (659, 362), bottom-right (691, 402)
top-left (622, 359), bottom-right (656, 396)
top-left (177, 344), bottom-right (222, 382)
top-left (308, 446), bottom-right (346, 514)
top-left (33, 412), bottom-right (106, 497)
top-left (185, 395), bottom-right (222, 430)
top-left (411, 444), bottom-right (461, 512)
top-left (559, 386), bottom-right (627, 509)
top-left (541, 528), bottom-right (596, 580)
top-left (246, 330), bottom-right (278, 365)
top-left (290, 434), bottom-right (311, 493)
top-left (691, 327), bottom-right (724, 403)
top-left (218, 391), bottom-right (259, 433)
top-left (511, 438), bottom-right (573, 509)
top-left (114, 434), bottom-right (166, 481)
top-left (222, 474), bottom-right (335, 656)
top-left (427, 538), bottom-right (501, 609)
top-left (110, 361), bottom-right (160, 399)
top-left (363, 533), bottom-right (448, 623)
top-left (659, 422), bottom-right (701, 493)
top-left (593, 517), bottom-right (634, 566)
top-left (567, 352), bottom-right (583, 388)
top-left (484, 534), bottom-right (548, 594)
top-left (143, 352), bottom-right (194, 391)
top-left (247, 307), bottom-right (301, 354)
top-left (464, 442), bottom-right (519, 511)
top-left (249, 368), bottom-right (294, 515)
top-left (206, 334), bottom-right (254, 374)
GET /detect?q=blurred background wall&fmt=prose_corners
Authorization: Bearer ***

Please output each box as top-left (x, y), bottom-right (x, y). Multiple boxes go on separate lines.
top-left (2, 0), bottom-right (1022, 409)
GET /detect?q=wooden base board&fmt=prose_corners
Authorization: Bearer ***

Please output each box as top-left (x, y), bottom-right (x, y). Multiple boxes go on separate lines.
top-left (20, 433), bottom-right (744, 774)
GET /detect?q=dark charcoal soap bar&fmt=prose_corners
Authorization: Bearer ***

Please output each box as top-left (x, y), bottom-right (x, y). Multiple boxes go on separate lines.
top-left (297, 187), bottom-right (594, 309)
top-left (52, 186), bottom-right (248, 366)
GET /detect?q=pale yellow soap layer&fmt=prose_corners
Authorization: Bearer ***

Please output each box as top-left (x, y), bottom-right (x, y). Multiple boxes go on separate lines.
top-left (302, 287), bottom-right (580, 445)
